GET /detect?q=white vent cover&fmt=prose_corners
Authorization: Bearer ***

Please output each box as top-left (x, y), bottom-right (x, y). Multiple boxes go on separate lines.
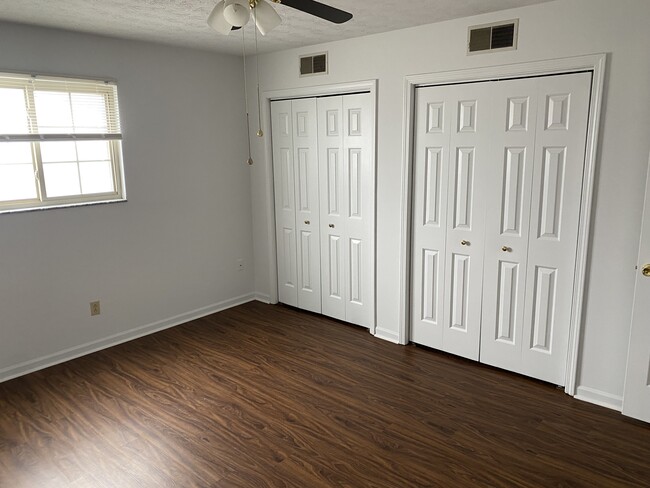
top-left (468, 19), bottom-right (518, 54)
top-left (300, 53), bottom-right (328, 76)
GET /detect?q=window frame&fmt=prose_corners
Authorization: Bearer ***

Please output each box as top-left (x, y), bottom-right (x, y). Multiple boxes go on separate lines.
top-left (0, 72), bottom-right (126, 213)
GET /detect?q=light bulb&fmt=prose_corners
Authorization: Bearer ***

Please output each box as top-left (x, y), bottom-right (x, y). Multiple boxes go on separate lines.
top-left (223, 0), bottom-right (250, 27)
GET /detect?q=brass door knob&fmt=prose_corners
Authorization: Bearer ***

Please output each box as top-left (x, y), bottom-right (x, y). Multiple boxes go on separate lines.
top-left (502, 246), bottom-right (512, 252)
top-left (304, 220), bottom-right (310, 225)
top-left (461, 240), bottom-right (469, 246)
top-left (329, 224), bottom-right (335, 228)
top-left (642, 264), bottom-right (650, 277)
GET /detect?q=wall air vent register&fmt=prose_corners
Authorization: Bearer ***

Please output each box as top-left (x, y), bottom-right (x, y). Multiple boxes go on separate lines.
top-left (468, 20), bottom-right (518, 54)
top-left (300, 53), bottom-right (328, 76)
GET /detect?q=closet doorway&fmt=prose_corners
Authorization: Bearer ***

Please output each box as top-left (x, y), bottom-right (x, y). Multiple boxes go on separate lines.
top-left (266, 82), bottom-right (377, 331)
top-left (401, 55), bottom-right (606, 392)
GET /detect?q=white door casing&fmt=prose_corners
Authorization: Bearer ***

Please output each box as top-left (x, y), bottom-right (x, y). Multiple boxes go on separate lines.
top-left (623, 153), bottom-right (650, 423)
top-left (271, 100), bottom-right (298, 307)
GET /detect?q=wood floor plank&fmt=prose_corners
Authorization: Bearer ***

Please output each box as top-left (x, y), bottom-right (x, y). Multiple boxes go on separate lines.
top-left (1, 301), bottom-right (650, 487)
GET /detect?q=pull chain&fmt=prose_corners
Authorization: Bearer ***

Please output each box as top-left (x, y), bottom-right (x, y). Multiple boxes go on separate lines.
top-left (242, 27), bottom-right (254, 165)
top-left (253, 6), bottom-right (263, 137)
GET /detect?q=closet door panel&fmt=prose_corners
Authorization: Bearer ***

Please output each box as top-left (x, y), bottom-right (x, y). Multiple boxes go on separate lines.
top-left (271, 100), bottom-right (298, 307)
top-left (342, 93), bottom-right (374, 328)
top-left (480, 79), bottom-right (539, 374)
top-left (521, 72), bottom-right (592, 385)
top-left (292, 98), bottom-right (322, 313)
top-left (441, 84), bottom-right (492, 361)
top-left (318, 97), bottom-right (346, 321)
top-left (410, 87), bottom-right (452, 349)
top-left (411, 87), bottom-right (452, 349)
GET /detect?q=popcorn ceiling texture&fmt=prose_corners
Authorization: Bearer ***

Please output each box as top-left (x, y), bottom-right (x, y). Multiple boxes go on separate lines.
top-left (0, 0), bottom-right (552, 55)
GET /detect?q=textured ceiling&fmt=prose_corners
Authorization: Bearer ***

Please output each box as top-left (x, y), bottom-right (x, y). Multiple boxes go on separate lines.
top-left (0, 0), bottom-right (554, 55)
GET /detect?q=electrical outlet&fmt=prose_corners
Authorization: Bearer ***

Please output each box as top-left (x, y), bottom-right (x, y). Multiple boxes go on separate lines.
top-left (90, 301), bottom-right (101, 316)
top-left (237, 258), bottom-right (245, 271)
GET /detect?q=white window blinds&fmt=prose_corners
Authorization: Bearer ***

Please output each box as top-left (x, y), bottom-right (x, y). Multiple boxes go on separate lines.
top-left (0, 71), bottom-right (125, 212)
top-left (0, 73), bottom-right (122, 142)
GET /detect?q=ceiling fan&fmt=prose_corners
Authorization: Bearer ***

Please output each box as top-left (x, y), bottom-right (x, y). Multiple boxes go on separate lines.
top-left (208, 0), bottom-right (353, 36)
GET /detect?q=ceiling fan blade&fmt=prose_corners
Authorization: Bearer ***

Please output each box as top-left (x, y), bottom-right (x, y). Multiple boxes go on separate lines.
top-left (231, 26), bottom-right (242, 30)
top-left (279, 0), bottom-right (353, 24)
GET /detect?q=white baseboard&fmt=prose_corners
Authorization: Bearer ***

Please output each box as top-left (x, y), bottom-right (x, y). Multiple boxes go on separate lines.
top-left (0, 293), bottom-right (256, 384)
top-left (374, 327), bottom-right (400, 344)
top-left (575, 385), bottom-right (623, 411)
top-left (254, 292), bottom-right (272, 304)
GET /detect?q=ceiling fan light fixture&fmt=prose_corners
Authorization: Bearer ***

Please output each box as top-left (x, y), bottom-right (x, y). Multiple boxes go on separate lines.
top-left (253, 0), bottom-right (282, 35)
top-left (223, 0), bottom-right (251, 27)
top-left (207, 1), bottom-right (233, 34)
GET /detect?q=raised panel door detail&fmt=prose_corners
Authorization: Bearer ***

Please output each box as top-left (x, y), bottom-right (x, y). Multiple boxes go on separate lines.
top-left (300, 231), bottom-right (314, 291)
top-left (507, 97), bottom-right (529, 132)
top-left (327, 149), bottom-right (340, 215)
top-left (327, 109), bottom-right (339, 136)
top-left (501, 147), bottom-right (526, 236)
top-left (454, 147), bottom-right (474, 229)
top-left (421, 249), bottom-right (439, 323)
top-left (282, 228), bottom-right (296, 287)
top-left (545, 94), bottom-right (570, 130)
top-left (348, 109), bottom-right (362, 136)
top-left (350, 238), bottom-right (362, 304)
top-left (530, 266), bottom-right (557, 353)
top-left (424, 147), bottom-right (442, 226)
top-left (450, 253), bottom-right (470, 331)
top-left (349, 149), bottom-right (362, 218)
top-left (297, 148), bottom-right (310, 211)
top-left (279, 112), bottom-right (291, 136)
top-left (496, 261), bottom-right (519, 344)
top-left (281, 149), bottom-right (293, 210)
top-left (328, 235), bottom-right (342, 298)
top-left (296, 111), bottom-right (309, 137)
top-left (538, 147), bottom-right (566, 240)
top-left (427, 102), bottom-right (444, 133)
top-left (458, 100), bottom-right (477, 133)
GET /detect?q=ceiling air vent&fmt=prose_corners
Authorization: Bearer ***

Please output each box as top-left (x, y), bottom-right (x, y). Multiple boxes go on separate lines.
top-left (468, 19), bottom-right (518, 54)
top-left (300, 53), bottom-right (328, 76)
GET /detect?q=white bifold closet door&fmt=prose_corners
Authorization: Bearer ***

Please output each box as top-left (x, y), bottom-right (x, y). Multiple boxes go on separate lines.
top-left (411, 72), bottom-right (592, 385)
top-left (410, 82), bottom-right (493, 361)
top-left (271, 93), bottom-right (375, 329)
top-left (317, 94), bottom-right (374, 328)
top-left (271, 98), bottom-right (321, 313)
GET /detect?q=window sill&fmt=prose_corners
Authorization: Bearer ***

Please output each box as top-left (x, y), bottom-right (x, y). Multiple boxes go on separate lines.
top-left (0, 197), bottom-right (128, 215)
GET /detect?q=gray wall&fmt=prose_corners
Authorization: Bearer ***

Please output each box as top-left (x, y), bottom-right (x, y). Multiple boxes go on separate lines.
top-left (0, 22), bottom-right (254, 379)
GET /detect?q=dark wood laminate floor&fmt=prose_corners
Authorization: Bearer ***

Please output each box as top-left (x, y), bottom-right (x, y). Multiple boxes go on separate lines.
top-left (1, 302), bottom-right (649, 487)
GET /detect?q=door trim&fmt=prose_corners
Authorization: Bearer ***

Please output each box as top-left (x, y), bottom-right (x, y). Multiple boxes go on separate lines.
top-left (398, 54), bottom-right (607, 395)
top-left (261, 79), bottom-right (378, 334)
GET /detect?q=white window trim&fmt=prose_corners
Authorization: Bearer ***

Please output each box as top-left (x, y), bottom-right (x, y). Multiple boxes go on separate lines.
top-left (0, 72), bottom-right (126, 213)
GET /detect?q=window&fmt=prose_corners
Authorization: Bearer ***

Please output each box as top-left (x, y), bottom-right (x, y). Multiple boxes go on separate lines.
top-left (0, 72), bottom-right (125, 212)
